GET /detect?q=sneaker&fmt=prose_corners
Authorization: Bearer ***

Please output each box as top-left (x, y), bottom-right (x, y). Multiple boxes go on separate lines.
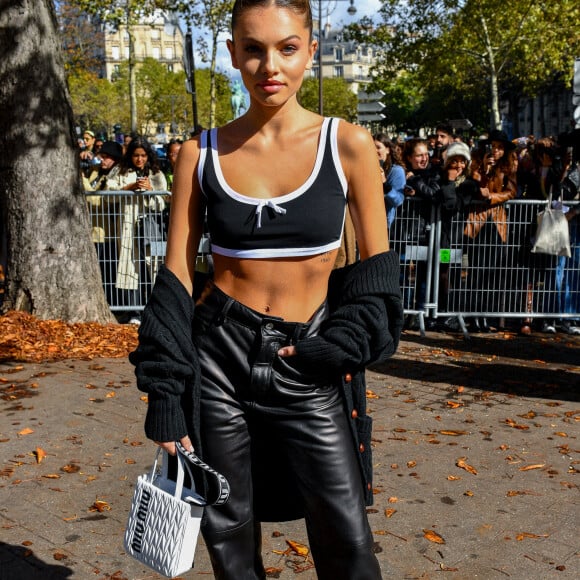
top-left (541, 321), bottom-right (556, 334)
top-left (128, 317), bottom-right (141, 326)
top-left (559, 320), bottom-right (580, 335)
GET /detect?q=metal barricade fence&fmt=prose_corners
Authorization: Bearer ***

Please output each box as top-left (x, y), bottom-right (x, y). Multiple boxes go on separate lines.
top-left (431, 198), bottom-right (580, 332)
top-left (87, 193), bottom-right (579, 329)
top-left (86, 190), bottom-right (212, 316)
top-left (85, 191), bottom-right (171, 314)
top-left (389, 197), bottom-right (436, 333)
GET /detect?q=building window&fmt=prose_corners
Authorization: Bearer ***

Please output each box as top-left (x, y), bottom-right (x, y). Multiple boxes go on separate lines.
top-left (357, 65), bottom-right (364, 80)
top-left (333, 66), bottom-right (344, 78)
top-left (165, 47), bottom-right (174, 60)
top-left (335, 47), bottom-right (343, 61)
top-left (167, 64), bottom-right (174, 72)
top-left (111, 46), bottom-right (120, 60)
top-left (151, 28), bottom-right (160, 40)
top-left (152, 47), bottom-right (161, 59)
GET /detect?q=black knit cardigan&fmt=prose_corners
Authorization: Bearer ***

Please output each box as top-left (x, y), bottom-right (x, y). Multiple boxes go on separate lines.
top-left (130, 250), bottom-right (403, 516)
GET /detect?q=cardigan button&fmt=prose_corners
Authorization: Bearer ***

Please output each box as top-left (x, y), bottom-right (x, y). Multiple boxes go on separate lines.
top-left (359, 443), bottom-right (365, 453)
top-left (345, 373), bottom-right (352, 383)
top-left (367, 482), bottom-right (372, 491)
top-left (351, 409), bottom-right (358, 419)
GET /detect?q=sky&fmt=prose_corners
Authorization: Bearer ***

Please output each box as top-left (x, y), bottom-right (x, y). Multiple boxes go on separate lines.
top-left (191, 0), bottom-right (383, 82)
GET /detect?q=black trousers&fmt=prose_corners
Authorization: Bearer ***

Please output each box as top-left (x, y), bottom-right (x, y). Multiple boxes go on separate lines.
top-left (192, 283), bottom-right (382, 580)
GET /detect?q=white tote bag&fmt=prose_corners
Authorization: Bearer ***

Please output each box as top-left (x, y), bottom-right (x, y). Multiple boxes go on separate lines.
top-left (124, 444), bottom-right (229, 578)
top-left (531, 193), bottom-right (571, 258)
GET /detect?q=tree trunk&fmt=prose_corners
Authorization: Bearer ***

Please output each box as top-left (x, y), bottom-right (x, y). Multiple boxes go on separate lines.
top-left (209, 29), bottom-right (219, 129)
top-left (128, 23), bottom-right (137, 133)
top-left (0, 0), bottom-right (115, 323)
top-left (480, 16), bottom-right (501, 130)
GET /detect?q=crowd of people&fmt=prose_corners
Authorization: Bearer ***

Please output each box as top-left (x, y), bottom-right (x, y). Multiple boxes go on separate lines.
top-left (373, 124), bottom-right (580, 336)
top-left (80, 122), bottom-right (579, 336)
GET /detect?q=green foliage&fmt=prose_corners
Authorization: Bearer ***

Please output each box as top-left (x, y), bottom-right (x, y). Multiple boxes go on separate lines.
top-left (299, 77), bottom-right (358, 121)
top-left (67, 61), bottom-right (231, 136)
top-left (60, 0), bottom-right (233, 133)
top-left (370, 71), bottom-right (424, 132)
top-left (349, 0), bottom-right (580, 130)
top-left (67, 69), bottom-right (127, 135)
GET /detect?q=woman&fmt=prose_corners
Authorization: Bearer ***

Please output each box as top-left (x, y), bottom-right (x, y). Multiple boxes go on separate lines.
top-left (437, 142), bottom-right (479, 327)
top-left (373, 133), bottom-right (405, 228)
top-left (129, 1), bottom-right (403, 578)
top-left (107, 137), bottom-right (168, 324)
top-left (400, 138), bottom-right (440, 325)
top-left (464, 130), bottom-right (517, 331)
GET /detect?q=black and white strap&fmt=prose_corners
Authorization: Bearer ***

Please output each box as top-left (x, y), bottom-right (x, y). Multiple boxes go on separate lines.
top-left (176, 442), bottom-right (230, 506)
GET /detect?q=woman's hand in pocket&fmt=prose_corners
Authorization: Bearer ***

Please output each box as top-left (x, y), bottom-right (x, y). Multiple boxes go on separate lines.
top-left (278, 345), bottom-right (296, 357)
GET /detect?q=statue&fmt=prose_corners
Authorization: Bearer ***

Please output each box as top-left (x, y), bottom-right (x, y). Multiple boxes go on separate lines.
top-left (230, 80), bottom-right (247, 119)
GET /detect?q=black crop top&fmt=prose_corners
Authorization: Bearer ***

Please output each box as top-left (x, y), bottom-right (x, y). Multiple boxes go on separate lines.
top-left (198, 117), bottom-right (347, 258)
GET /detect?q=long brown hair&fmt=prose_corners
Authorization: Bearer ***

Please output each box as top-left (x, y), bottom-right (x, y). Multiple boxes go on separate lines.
top-left (373, 133), bottom-right (403, 174)
top-left (402, 138), bottom-right (428, 172)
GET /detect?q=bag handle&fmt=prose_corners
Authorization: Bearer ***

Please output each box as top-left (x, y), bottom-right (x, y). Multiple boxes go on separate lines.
top-left (176, 441), bottom-right (230, 506)
top-left (150, 447), bottom-right (196, 502)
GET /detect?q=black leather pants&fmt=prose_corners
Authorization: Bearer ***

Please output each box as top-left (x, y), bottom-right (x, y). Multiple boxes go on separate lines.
top-left (192, 283), bottom-right (382, 580)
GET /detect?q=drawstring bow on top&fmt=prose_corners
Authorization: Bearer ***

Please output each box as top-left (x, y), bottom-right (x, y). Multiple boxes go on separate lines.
top-left (255, 200), bottom-right (287, 229)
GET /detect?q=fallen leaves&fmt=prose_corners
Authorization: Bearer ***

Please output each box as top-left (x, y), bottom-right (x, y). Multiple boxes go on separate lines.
top-left (423, 529), bottom-right (446, 544)
top-left (0, 310), bottom-right (138, 362)
top-left (504, 418), bottom-right (530, 430)
top-left (33, 447), bottom-right (47, 464)
top-left (506, 490), bottom-right (536, 497)
top-left (89, 500), bottom-right (111, 513)
top-left (273, 539), bottom-right (309, 559)
top-left (456, 457), bottom-right (478, 475)
top-left (439, 430), bottom-right (468, 436)
top-left (270, 539), bottom-right (315, 573)
top-left (60, 464), bottom-right (81, 474)
top-left (519, 464), bottom-right (545, 472)
top-left (516, 532), bottom-right (549, 541)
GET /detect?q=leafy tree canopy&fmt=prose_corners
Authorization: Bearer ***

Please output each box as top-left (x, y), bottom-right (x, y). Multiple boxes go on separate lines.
top-left (347, 0), bottom-right (580, 130)
top-left (299, 77), bottom-right (358, 121)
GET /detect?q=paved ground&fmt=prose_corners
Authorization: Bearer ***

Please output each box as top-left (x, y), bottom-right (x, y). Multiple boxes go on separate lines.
top-left (0, 329), bottom-right (579, 580)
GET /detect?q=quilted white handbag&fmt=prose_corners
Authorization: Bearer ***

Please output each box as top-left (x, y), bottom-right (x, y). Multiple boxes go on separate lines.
top-left (124, 443), bottom-right (230, 578)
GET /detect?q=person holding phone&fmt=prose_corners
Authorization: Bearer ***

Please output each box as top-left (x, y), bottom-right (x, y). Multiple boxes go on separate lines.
top-left (107, 137), bottom-right (168, 324)
top-left (463, 130), bottom-right (517, 332)
top-left (129, 1), bottom-right (403, 577)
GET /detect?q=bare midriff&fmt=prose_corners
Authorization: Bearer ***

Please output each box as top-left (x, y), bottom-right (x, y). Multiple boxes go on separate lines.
top-left (209, 250), bottom-right (339, 322)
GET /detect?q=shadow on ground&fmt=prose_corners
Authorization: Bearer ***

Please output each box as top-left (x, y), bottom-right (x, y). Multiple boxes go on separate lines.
top-left (0, 542), bottom-right (74, 580)
top-left (370, 331), bottom-right (580, 403)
